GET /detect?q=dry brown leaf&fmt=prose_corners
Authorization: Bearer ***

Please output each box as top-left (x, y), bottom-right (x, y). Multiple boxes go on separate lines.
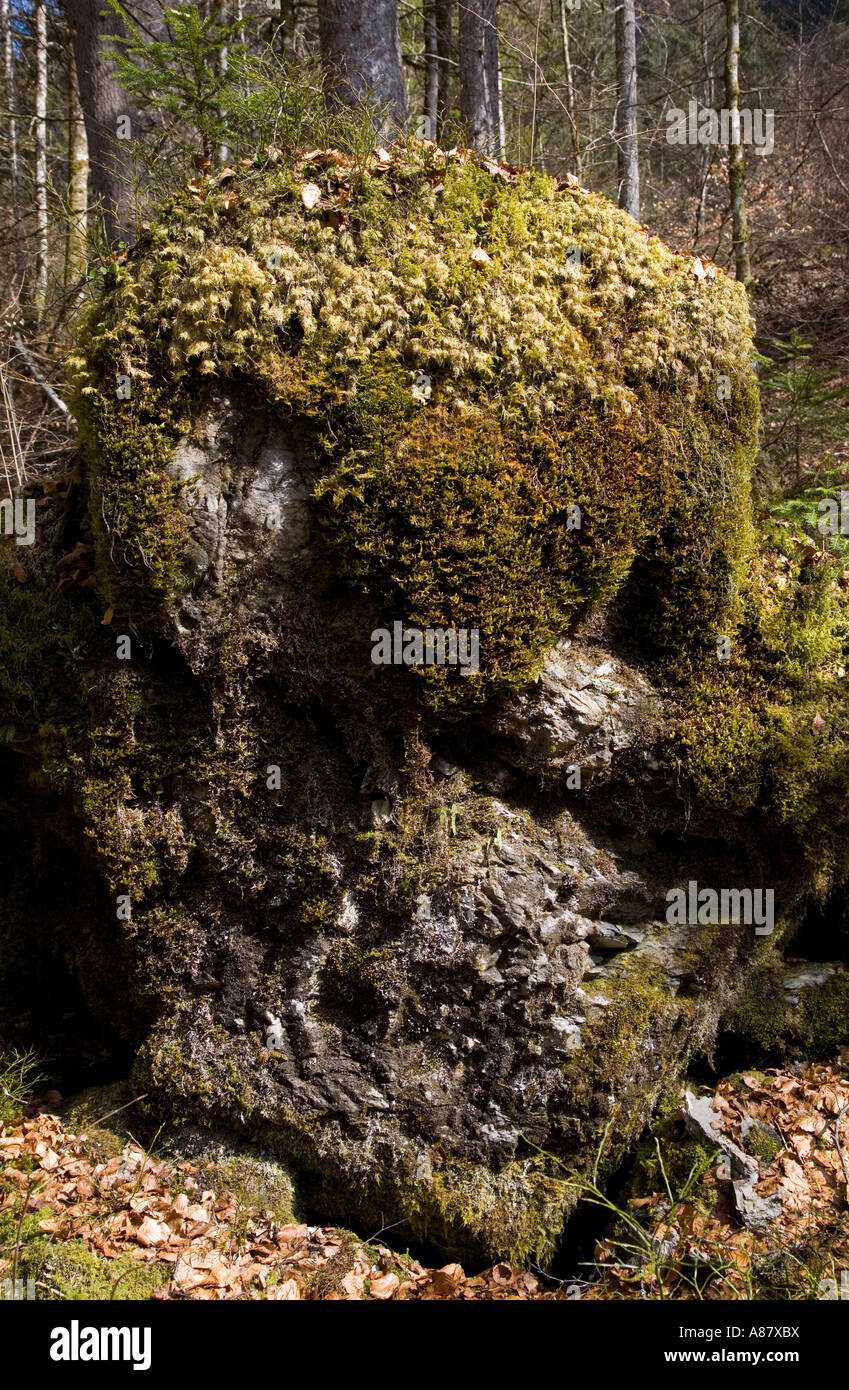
top-left (369, 1272), bottom-right (399, 1299)
top-left (340, 1268), bottom-right (367, 1298)
top-left (135, 1215), bottom-right (170, 1248)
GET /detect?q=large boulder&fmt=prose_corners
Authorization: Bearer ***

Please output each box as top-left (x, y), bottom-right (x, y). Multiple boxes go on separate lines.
top-left (2, 142), bottom-right (847, 1264)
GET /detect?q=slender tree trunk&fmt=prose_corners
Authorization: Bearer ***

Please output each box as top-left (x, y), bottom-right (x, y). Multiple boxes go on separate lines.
top-left (435, 0), bottom-right (452, 143)
top-left (485, 1), bottom-right (500, 155)
top-left (281, 1), bottom-right (308, 61)
top-left (1, 0), bottom-right (25, 282)
top-left (424, 0), bottom-right (439, 140)
top-left (614, 0), bottom-right (640, 220)
top-left (560, 0), bottom-right (580, 177)
top-left (35, 0), bottom-right (49, 318)
top-left (1, 0), bottom-right (16, 192)
top-left (425, 2), bottom-right (463, 148)
top-left (65, 42), bottom-right (89, 287)
top-left (317, 0), bottom-right (406, 141)
top-left (724, 0), bottom-right (751, 284)
top-left (693, 1), bottom-right (713, 244)
top-left (497, 58), bottom-right (505, 156)
top-left (218, 1), bottom-right (229, 164)
top-left (529, 0), bottom-right (543, 166)
top-left (64, 0), bottom-right (132, 242)
top-left (458, 0), bottom-right (499, 156)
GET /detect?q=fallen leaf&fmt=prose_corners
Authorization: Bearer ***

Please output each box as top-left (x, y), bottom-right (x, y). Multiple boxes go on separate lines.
top-left (135, 1215), bottom-right (170, 1248)
top-left (369, 1272), bottom-right (399, 1299)
top-left (340, 1269), bottom-right (367, 1298)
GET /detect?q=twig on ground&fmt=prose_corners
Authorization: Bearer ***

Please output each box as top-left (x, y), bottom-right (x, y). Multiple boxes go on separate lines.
top-left (12, 335), bottom-right (75, 425)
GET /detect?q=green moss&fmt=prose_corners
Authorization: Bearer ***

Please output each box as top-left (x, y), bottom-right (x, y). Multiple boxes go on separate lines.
top-left (676, 669), bottom-right (771, 813)
top-left (0, 1195), bottom-right (168, 1300)
top-left (669, 508), bottom-right (849, 880)
top-left (69, 144), bottom-right (758, 708)
top-left (570, 961), bottom-right (675, 1102)
top-left (722, 963), bottom-right (849, 1062)
top-left (722, 965), bottom-right (790, 1060)
top-left (82, 388), bottom-right (188, 620)
top-left (29, 1240), bottom-right (169, 1301)
top-left (743, 1124), bottom-right (782, 1163)
top-left (322, 937), bottom-right (405, 1012)
top-left (214, 1153), bottom-right (296, 1225)
top-left (632, 1130), bottom-right (718, 1203)
top-left (800, 972), bottom-right (849, 1055)
top-left (420, 1155), bottom-right (569, 1268)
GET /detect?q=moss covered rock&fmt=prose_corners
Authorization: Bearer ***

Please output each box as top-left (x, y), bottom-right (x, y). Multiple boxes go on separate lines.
top-left (68, 141), bottom-right (758, 709)
top-left (1, 144), bottom-right (847, 1265)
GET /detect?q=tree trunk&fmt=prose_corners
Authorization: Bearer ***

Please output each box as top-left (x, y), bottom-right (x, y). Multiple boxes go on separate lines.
top-left (1, 0), bottom-right (25, 283)
top-left (724, 0), bottom-right (751, 284)
top-left (65, 41), bottom-right (89, 287)
top-left (693, 1), bottom-right (713, 245)
top-left (614, 0), bottom-right (640, 220)
top-left (218, 2), bottom-right (229, 165)
top-left (62, 0), bottom-right (165, 244)
top-left (435, 0), bottom-right (452, 143)
top-left (424, 0), bottom-right (439, 141)
top-left (35, 0), bottom-right (49, 318)
top-left (317, 0), bottom-right (406, 141)
top-left (559, 0), bottom-right (580, 177)
top-left (458, 0), bottom-right (499, 157)
top-left (281, 1), bottom-right (308, 62)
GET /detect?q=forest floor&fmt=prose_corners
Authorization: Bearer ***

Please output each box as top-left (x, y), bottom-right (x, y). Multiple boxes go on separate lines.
top-left (1, 1059), bottom-right (848, 1301)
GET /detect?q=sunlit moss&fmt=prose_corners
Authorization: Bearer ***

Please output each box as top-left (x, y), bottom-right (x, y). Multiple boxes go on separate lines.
top-left (68, 143), bottom-right (759, 709)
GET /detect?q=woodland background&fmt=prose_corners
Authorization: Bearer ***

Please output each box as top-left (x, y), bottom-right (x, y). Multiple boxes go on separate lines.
top-left (0, 0), bottom-right (848, 499)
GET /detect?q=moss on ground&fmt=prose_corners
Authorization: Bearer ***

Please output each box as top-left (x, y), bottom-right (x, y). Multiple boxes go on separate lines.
top-left (0, 1196), bottom-right (168, 1301)
top-left (29, 1241), bottom-right (170, 1300)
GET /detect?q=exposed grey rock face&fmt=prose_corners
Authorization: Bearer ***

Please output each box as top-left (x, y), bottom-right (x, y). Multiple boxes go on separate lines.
top-left (166, 405), bottom-right (313, 634)
top-left (782, 963), bottom-right (837, 1004)
top-left (485, 638), bottom-right (659, 777)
